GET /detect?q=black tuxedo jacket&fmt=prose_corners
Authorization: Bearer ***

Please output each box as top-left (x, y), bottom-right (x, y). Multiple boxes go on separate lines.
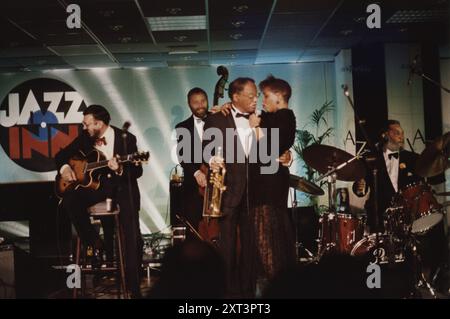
top-left (202, 112), bottom-right (257, 209)
top-left (360, 149), bottom-right (421, 229)
top-left (175, 115), bottom-right (203, 196)
top-left (55, 126), bottom-right (143, 210)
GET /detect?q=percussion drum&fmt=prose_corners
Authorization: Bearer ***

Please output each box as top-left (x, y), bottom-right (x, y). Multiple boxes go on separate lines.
top-left (394, 182), bottom-right (443, 234)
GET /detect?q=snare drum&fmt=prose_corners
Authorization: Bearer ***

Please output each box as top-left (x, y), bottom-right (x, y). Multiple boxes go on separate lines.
top-left (395, 182), bottom-right (443, 234)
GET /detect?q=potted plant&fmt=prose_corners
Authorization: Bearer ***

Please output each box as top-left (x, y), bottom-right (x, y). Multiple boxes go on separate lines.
top-left (292, 100), bottom-right (335, 209)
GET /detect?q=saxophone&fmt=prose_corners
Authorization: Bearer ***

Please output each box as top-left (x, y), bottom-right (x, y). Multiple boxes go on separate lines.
top-left (203, 147), bottom-right (227, 218)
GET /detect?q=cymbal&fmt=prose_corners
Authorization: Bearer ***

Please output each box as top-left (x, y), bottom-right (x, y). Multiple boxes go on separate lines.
top-left (415, 132), bottom-right (450, 178)
top-left (302, 144), bottom-right (366, 181)
top-left (289, 174), bottom-right (324, 196)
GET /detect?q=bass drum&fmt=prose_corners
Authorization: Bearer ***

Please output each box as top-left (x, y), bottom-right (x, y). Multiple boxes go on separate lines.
top-left (350, 234), bottom-right (406, 264)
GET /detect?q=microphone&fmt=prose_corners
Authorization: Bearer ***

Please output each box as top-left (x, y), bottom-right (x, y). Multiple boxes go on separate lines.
top-left (341, 84), bottom-right (349, 96)
top-left (122, 121), bottom-right (131, 139)
top-left (407, 55), bottom-right (419, 86)
top-left (122, 121), bottom-right (131, 131)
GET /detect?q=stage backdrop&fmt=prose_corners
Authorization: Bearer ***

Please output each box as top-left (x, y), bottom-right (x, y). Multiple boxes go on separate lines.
top-left (1, 43), bottom-right (448, 233)
top-left (0, 62), bottom-right (336, 233)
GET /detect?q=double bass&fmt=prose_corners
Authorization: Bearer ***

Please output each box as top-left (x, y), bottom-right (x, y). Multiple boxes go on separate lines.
top-left (198, 66), bottom-right (229, 245)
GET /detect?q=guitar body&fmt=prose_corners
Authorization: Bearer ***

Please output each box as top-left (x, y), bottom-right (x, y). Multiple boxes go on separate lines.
top-left (55, 150), bottom-right (104, 198)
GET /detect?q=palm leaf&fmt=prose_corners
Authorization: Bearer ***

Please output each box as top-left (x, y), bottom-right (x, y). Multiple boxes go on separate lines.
top-left (317, 127), bottom-right (334, 144)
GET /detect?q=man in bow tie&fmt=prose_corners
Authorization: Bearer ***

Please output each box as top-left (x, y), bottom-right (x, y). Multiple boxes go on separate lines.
top-left (353, 119), bottom-right (422, 232)
top-left (175, 88), bottom-right (210, 233)
top-left (201, 77), bottom-right (263, 298)
top-left (55, 104), bottom-right (144, 298)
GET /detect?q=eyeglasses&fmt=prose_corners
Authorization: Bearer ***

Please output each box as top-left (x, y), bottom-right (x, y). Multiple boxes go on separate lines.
top-left (239, 92), bottom-right (260, 99)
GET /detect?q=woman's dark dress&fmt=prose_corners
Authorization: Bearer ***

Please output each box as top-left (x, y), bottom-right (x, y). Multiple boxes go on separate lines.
top-left (250, 108), bottom-right (297, 283)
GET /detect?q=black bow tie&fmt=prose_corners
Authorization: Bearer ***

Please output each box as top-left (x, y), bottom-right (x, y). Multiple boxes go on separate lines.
top-left (95, 136), bottom-right (107, 146)
top-left (236, 112), bottom-right (250, 119)
top-left (388, 152), bottom-right (399, 160)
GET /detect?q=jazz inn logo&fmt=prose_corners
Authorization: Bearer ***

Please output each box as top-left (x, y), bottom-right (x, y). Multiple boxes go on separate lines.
top-left (0, 78), bottom-right (87, 172)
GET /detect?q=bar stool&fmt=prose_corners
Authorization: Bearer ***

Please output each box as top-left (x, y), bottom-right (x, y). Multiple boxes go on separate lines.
top-left (72, 200), bottom-right (128, 299)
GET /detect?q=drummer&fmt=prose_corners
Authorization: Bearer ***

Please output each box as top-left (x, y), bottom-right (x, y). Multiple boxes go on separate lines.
top-left (352, 120), bottom-right (422, 232)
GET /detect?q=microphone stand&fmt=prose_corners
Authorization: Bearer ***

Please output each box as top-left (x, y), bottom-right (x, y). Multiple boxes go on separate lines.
top-left (411, 66), bottom-right (450, 94)
top-left (341, 85), bottom-right (382, 258)
top-left (290, 189), bottom-right (315, 263)
top-left (121, 122), bottom-right (139, 293)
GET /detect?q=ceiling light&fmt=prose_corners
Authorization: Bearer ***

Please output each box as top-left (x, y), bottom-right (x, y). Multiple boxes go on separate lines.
top-left (233, 5), bottom-right (249, 13)
top-left (231, 21), bottom-right (246, 28)
top-left (174, 35), bottom-right (188, 42)
top-left (339, 29), bottom-right (353, 36)
top-left (168, 50), bottom-right (199, 55)
top-left (119, 36), bottom-right (132, 43)
top-left (230, 33), bottom-right (243, 40)
top-left (110, 25), bottom-right (124, 32)
top-left (353, 16), bottom-right (366, 23)
top-left (147, 16), bottom-right (206, 31)
top-left (386, 10), bottom-right (448, 23)
top-left (99, 10), bottom-right (115, 18)
top-left (166, 7), bottom-right (182, 15)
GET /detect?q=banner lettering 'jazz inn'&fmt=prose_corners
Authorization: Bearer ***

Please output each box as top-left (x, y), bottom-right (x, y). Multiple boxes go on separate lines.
top-left (0, 78), bottom-right (86, 172)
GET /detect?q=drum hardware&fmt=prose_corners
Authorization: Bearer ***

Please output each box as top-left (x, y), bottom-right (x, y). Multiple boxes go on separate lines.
top-left (351, 233), bottom-right (406, 264)
top-left (302, 144), bottom-right (368, 258)
top-left (289, 173), bottom-right (325, 263)
top-left (409, 235), bottom-right (437, 298)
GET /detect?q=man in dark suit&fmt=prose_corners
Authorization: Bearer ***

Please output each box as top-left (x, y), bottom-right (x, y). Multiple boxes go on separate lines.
top-left (202, 77), bottom-right (262, 298)
top-left (353, 120), bottom-right (422, 232)
top-left (175, 88), bottom-right (209, 232)
top-left (55, 104), bottom-right (144, 298)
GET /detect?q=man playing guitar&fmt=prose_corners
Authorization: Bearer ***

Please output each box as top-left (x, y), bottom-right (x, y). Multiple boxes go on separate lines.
top-left (55, 104), bottom-right (144, 298)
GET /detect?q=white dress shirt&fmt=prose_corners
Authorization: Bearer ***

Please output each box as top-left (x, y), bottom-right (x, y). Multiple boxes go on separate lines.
top-left (192, 115), bottom-right (204, 178)
top-left (192, 115), bottom-right (205, 140)
top-left (383, 149), bottom-right (399, 192)
top-left (95, 125), bottom-right (115, 160)
top-left (231, 105), bottom-right (253, 156)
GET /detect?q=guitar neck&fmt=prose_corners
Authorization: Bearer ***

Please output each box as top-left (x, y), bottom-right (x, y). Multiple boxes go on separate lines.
top-left (86, 154), bottom-right (131, 171)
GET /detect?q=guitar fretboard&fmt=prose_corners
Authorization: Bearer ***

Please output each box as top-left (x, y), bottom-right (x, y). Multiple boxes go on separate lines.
top-left (85, 154), bottom-right (132, 171)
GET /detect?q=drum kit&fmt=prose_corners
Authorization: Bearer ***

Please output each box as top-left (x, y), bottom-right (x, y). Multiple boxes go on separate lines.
top-left (290, 131), bottom-right (449, 295)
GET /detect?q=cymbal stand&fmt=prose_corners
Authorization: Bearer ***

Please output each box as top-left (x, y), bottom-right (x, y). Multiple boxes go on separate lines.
top-left (291, 190), bottom-right (316, 263)
top-left (408, 233), bottom-right (437, 298)
top-left (314, 167), bottom-right (338, 258)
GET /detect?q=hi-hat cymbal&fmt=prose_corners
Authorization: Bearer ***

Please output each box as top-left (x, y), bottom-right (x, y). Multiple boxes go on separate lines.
top-left (289, 174), bottom-right (324, 196)
top-left (302, 144), bottom-right (366, 181)
top-left (415, 132), bottom-right (450, 178)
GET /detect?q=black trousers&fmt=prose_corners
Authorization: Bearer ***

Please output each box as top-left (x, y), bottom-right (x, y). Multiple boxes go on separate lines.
top-left (219, 198), bottom-right (256, 298)
top-left (62, 186), bottom-right (143, 296)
